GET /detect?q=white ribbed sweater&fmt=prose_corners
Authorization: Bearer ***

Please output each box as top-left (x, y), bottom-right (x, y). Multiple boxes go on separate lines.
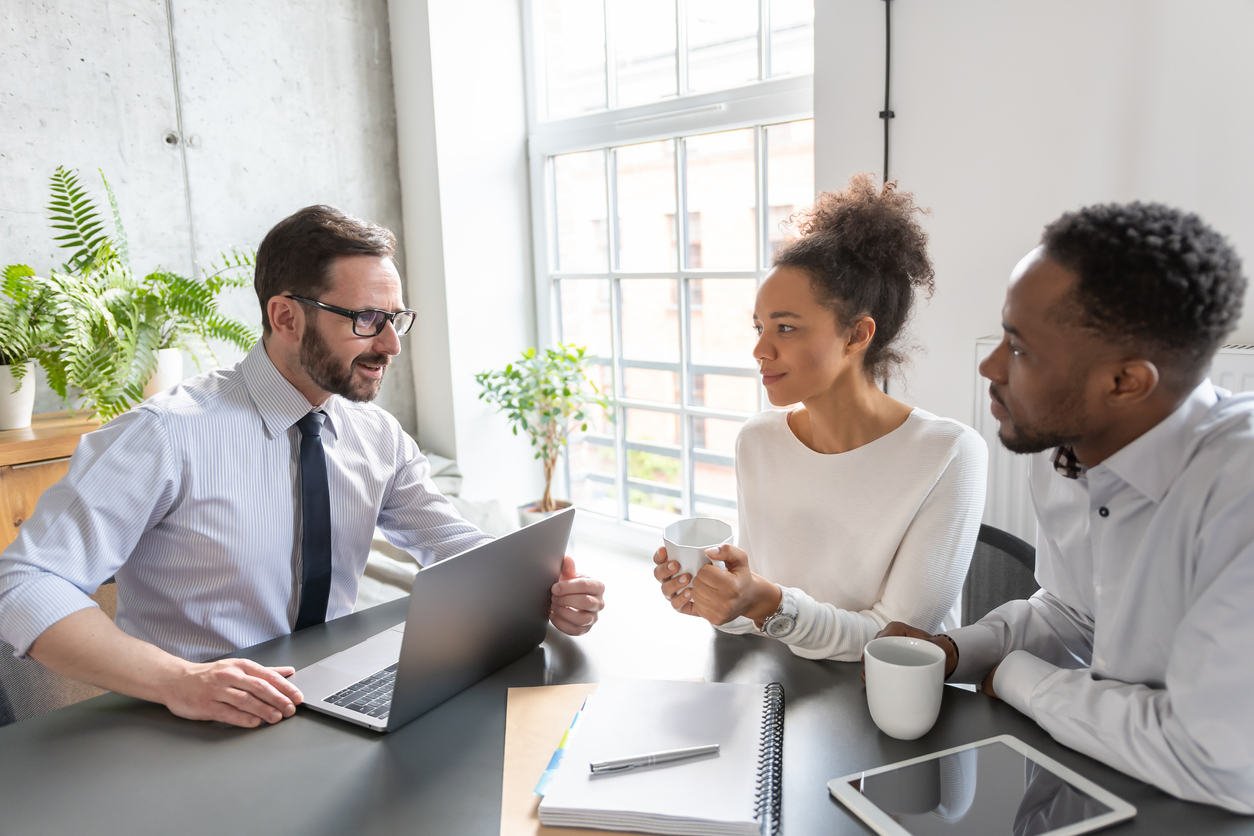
top-left (719, 408), bottom-right (988, 661)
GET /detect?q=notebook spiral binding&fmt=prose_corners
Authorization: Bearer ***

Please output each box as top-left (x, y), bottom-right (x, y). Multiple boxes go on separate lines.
top-left (754, 682), bottom-right (785, 836)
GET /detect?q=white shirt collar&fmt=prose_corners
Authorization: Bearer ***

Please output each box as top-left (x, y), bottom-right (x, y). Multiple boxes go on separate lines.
top-left (240, 342), bottom-right (341, 440)
top-left (1096, 378), bottom-right (1220, 504)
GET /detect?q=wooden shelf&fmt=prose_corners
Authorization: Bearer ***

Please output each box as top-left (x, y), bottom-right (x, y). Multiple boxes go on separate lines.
top-left (0, 412), bottom-right (100, 467)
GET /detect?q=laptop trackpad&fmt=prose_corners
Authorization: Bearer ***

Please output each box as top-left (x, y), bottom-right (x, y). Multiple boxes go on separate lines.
top-left (318, 629), bottom-right (404, 678)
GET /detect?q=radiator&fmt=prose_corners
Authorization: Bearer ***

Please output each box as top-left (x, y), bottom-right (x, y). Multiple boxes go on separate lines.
top-left (973, 340), bottom-right (1254, 544)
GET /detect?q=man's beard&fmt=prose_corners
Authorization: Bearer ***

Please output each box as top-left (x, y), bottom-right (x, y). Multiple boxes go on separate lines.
top-left (991, 383), bottom-right (1083, 454)
top-left (299, 319), bottom-right (389, 403)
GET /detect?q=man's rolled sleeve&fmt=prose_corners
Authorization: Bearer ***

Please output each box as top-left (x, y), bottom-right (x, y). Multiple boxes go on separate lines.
top-left (0, 571), bottom-right (98, 656)
top-left (0, 408), bottom-right (178, 658)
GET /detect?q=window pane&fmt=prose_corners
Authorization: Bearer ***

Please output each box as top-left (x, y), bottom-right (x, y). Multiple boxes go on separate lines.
top-left (684, 129), bottom-right (756, 270)
top-left (765, 120), bottom-right (814, 260)
top-left (558, 279), bottom-right (613, 357)
top-left (694, 498), bottom-right (738, 531)
top-left (695, 416), bottom-right (743, 456)
top-left (582, 364), bottom-right (616, 430)
top-left (542, 0), bottom-right (607, 119)
top-left (608, 0), bottom-right (678, 108)
top-left (689, 278), bottom-right (757, 368)
top-left (626, 406), bottom-right (682, 526)
top-left (694, 461), bottom-right (736, 505)
top-left (626, 408), bottom-right (679, 447)
top-left (620, 279), bottom-right (679, 363)
top-left (770, 0), bottom-right (813, 78)
top-left (624, 366), bottom-right (679, 404)
top-left (554, 150), bottom-right (608, 273)
top-left (628, 489), bottom-right (682, 526)
top-left (615, 141), bottom-right (677, 272)
top-left (686, 0), bottom-right (759, 94)
top-left (569, 439), bottom-right (617, 516)
top-left (626, 411), bottom-right (683, 525)
top-left (692, 373), bottom-right (758, 412)
top-left (693, 413), bottom-right (740, 530)
top-left (627, 447), bottom-right (681, 487)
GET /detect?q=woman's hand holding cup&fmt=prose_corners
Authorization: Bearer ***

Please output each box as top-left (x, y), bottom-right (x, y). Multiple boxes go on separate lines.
top-left (653, 546), bottom-right (699, 616)
top-left (653, 541), bottom-right (782, 627)
top-left (654, 517), bottom-right (734, 617)
top-left (688, 544), bottom-right (782, 627)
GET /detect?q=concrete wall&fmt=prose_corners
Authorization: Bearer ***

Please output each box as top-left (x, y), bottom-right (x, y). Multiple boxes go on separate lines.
top-left (389, 0), bottom-right (545, 508)
top-left (0, 0), bottom-right (417, 433)
top-left (815, 0), bottom-right (1254, 427)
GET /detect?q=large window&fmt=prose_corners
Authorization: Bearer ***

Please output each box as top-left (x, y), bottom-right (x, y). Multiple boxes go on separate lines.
top-left (525, 0), bottom-right (814, 529)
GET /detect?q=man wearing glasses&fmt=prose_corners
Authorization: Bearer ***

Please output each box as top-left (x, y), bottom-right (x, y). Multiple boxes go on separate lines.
top-left (0, 205), bottom-right (606, 729)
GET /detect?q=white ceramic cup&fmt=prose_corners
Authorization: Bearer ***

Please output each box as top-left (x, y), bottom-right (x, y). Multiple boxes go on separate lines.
top-left (863, 636), bottom-right (947, 740)
top-left (662, 517), bottom-right (734, 590)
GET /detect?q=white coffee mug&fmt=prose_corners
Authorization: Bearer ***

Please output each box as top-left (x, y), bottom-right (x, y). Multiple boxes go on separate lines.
top-left (863, 636), bottom-right (947, 740)
top-left (662, 517), bottom-right (734, 590)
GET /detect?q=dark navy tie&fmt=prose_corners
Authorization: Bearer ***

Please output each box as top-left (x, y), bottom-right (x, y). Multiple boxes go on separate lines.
top-left (294, 411), bottom-right (332, 631)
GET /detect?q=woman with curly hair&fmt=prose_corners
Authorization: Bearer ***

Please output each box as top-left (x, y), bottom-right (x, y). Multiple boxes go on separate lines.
top-left (652, 173), bottom-right (988, 661)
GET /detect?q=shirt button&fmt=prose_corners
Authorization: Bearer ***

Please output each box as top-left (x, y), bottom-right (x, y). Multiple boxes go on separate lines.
top-left (1098, 507), bottom-right (1110, 517)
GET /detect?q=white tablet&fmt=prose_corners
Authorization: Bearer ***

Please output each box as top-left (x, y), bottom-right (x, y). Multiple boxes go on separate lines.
top-left (828, 735), bottom-right (1136, 836)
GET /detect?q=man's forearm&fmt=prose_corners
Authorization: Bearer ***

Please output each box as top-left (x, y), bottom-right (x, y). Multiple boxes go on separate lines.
top-left (948, 592), bottom-right (1093, 684)
top-left (27, 608), bottom-right (305, 729)
top-left (27, 608), bottom-right (190, 705)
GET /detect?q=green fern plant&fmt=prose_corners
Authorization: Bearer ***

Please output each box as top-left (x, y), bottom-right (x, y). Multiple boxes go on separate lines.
top-left (1, 166), bottom-right (261, 421)
top-left (0, 265), bottom-right (59, 392)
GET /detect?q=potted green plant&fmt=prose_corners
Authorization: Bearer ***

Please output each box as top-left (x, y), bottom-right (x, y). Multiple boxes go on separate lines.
top-left (0, 265), bottom-right (58, 429)
top-left (32, 167), bottom-right (258, 420)
top-left (476, 344), bottom-right (612, 526)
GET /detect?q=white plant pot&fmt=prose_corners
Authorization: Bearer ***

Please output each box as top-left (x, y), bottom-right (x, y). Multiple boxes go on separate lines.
top-left (517, 499), bottom-right (572, 529)
top-left (0, 362), bottom-right (36, 431)
top-left (142, 348), bottom-right (184, 399)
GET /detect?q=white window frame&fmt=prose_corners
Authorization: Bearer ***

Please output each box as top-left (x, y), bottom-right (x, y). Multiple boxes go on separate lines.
top-left (522, 0), bottom-right (813, 532)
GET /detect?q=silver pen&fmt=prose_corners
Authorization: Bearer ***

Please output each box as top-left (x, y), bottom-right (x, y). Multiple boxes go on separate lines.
top-left (590, 743), bottom-right (720, 774)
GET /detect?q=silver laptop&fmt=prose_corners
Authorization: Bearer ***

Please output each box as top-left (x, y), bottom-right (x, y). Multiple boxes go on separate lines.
top-left (290, 507), bottom-right (575, 732)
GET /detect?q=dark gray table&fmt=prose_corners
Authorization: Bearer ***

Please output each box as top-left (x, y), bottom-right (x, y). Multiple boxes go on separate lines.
top-left (1, 547), bottom-right (1250, 836)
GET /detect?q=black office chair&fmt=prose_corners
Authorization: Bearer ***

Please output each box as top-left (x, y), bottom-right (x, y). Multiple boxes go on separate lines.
top-left (0, 579), bottom-right (116, 727)
top-left (962, 524), bottom-right (1039, 626)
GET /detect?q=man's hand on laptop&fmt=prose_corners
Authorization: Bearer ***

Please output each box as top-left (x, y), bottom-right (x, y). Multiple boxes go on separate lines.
top-left (549, 555), bottom-right (605, 636)
top-left (162, 658), bottom-right (304, 728)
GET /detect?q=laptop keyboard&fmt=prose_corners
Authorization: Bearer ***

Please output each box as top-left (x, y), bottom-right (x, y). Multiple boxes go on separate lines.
top-left (324, 662), bottom-right (398, 720)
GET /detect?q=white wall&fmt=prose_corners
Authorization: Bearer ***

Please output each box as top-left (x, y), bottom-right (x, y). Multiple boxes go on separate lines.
top-left (389, 0), bottom-right (544, 507)
top-left (0, 0), bottom-right (417, 431)
top-left (815, 0), bottom-right (1254, 426)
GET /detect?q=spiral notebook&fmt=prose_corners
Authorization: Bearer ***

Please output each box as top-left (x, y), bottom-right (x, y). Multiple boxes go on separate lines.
top-left (537, 678), bottom-right (784, 836)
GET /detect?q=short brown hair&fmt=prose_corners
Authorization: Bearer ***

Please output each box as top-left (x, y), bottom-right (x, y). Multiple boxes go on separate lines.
top-left (773, 173), bottom-right (934, 382)
top-left (254, 205), bottom-right (397, 333)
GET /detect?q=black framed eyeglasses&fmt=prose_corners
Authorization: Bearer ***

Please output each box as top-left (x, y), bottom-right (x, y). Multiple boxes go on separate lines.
top-left (286, 295), bottom-right (416, 337)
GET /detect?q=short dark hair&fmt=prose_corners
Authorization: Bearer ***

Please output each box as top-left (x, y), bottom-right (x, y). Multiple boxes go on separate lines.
top-left (254, 205), bottom-right (397, 334)
top-left (773, 172), bottom-right (934, 381)
top-left (1042, 202), bottom-right (1245, 387)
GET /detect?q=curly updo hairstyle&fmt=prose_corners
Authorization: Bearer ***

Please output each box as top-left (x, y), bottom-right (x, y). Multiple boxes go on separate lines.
top-left (1041, 201), bottom-right (1245, 388)
top-left (773, 172), bottom-right (934, 382)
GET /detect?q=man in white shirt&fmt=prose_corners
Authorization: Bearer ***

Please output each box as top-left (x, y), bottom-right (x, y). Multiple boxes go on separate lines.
top-left (876, 201), bottom-right (1254, 812)
top-left (0, 205), bottom-right (605, 729)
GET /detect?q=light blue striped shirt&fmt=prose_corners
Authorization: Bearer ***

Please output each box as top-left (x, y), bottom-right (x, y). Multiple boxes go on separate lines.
top-left (0, 343), bottom-right (490, 662)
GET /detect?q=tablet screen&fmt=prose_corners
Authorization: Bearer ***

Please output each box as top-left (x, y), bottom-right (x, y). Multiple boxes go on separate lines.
top-left (849, 741), bottom-right (1113, 836)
